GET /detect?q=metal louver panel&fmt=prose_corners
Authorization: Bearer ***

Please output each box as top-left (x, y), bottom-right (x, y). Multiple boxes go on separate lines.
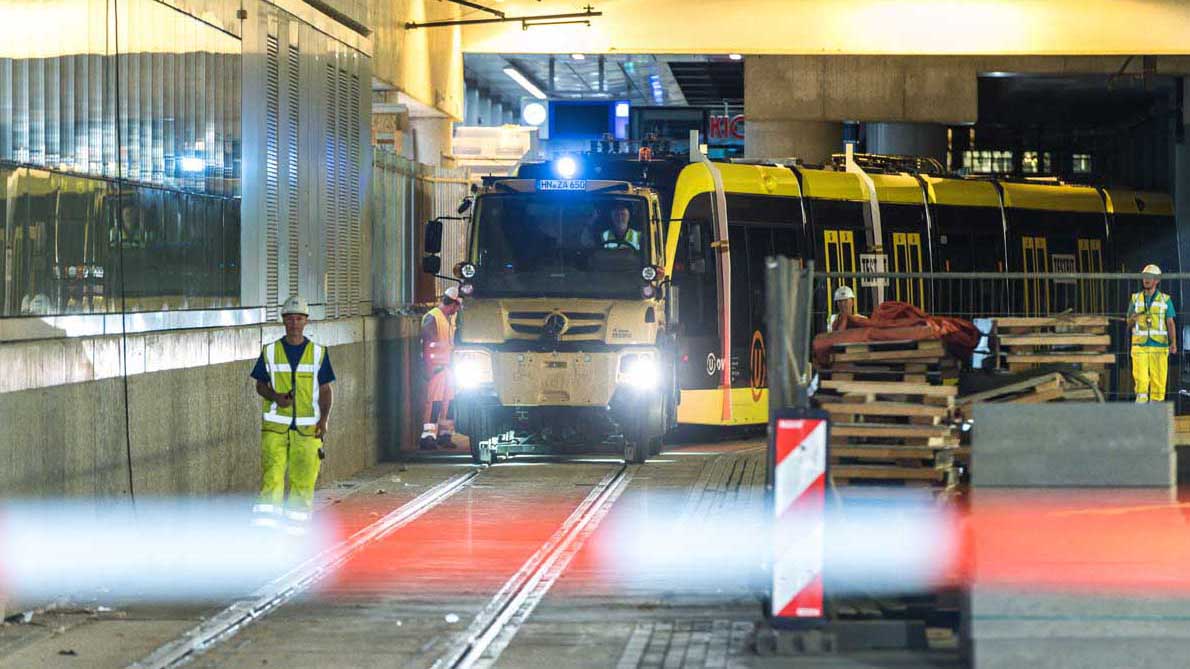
top-left (264, 33), bottom-right (280, 318)
top-left (348, 71), bottom-right (361, 316)
top-left (286, 42), bottom-right (301, 302)
top-left (324, 59), bottom-right (338, 318)
top-left (336, 64), bottom-right (350, 316)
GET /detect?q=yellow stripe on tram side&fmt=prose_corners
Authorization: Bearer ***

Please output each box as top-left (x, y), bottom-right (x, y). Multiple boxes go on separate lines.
top-left (677, 388), bottom-right (769, 426)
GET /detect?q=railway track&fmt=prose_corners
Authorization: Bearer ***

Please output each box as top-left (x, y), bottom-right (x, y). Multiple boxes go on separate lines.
top-left (130, 470), bottom-right (481, 669)
top-left (432, 464), bottom-right (633, 669)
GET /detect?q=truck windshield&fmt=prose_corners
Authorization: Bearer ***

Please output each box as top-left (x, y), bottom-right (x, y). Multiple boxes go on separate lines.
top-left (469, 193), bottom-right (650, 298)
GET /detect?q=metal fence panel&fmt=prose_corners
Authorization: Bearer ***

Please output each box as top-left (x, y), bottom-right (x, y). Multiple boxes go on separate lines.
top-left (813, 270), bottom-right (1190, 403)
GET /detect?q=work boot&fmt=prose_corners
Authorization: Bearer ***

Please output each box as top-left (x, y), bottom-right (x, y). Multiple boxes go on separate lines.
top-left (419, 424), bottom-right (439, 450)
top-left (436, 432), bottom-right (455, 449)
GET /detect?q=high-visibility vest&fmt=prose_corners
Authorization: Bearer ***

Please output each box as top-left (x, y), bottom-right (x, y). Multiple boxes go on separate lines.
top-left (601, 228), bottom-right (640, 250)
top-left (422, 306), bottom-right (454, 368)
top-left (1130, 291), bottom-right (1173, 347)
top-left (261, 339), bottom-right (325, 436)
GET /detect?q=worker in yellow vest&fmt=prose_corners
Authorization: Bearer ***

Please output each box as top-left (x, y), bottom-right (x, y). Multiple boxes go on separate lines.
top-left (1127, 264), bottom-right (1177, 403)
top-left (421, 286), bottom-right (463, 449)
top-left (249, 296), bottom-right (335, 532)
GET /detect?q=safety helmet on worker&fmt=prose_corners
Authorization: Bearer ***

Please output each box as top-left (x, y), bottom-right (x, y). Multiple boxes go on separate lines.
top-left (1142, 264), bottom-right (1162, 277)
top-left (443, 285), bottom-right (462, 304)
top-left (833, 285), bottom-right (856, 302)
top-left (281, 295), bottom-right (309, 316)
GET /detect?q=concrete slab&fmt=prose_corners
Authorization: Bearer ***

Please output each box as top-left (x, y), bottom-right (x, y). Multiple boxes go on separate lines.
top-left (972, 404), bottom-right (1173, 488)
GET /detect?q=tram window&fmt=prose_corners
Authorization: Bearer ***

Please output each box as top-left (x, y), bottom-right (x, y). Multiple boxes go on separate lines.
top-left (729, 225), bottom-right (752, 360)
top-left (687, 222), bottom-right (706, 272)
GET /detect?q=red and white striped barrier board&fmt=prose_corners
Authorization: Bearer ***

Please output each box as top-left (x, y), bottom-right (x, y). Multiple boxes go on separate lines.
top-left (770, 410), bottom-right (828, 622)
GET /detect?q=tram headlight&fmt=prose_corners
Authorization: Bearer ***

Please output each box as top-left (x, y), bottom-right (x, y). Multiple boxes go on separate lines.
top-left (460, 263), bottom-right (477, 279)
top-left (453, 350), bottom-right (493, 390)
top-left (618, 352), bottom-right (659, 391)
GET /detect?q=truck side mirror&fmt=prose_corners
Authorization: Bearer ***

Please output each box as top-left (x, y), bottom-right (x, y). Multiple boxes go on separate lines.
top-left (424, 219), bottom-right (443, 255)
top-left (422, 255), bottom-right (442, 275)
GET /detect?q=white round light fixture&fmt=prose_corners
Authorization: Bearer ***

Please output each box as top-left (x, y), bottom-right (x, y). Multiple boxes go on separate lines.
top-left (522, 101), bottom-right (547, 126)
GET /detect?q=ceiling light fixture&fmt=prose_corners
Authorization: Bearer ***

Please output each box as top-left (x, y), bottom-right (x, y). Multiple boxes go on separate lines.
top-left (571, 53), bottom-right (586, 60)
top-left (728, 53), bottom-right (743, 61)
top-left (503, 66), bottom-right (547, 100)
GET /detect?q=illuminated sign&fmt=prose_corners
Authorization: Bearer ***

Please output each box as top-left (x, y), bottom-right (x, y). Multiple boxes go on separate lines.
top-left (709, 114), bottom-right (745, 141)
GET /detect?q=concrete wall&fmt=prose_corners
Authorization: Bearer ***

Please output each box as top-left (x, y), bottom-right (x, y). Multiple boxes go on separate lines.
top-left (370, 0), bottom-right (465, 120)
top-left (0, 315), bottom-right (422, 499)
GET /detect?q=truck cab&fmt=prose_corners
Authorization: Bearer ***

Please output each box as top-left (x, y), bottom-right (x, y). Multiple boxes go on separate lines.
top-left (423, 177), bottom-right (677, 464)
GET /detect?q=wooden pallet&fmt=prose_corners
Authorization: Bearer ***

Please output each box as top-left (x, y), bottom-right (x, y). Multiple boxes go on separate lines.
top-left (831, 464), bottom-right (957, 488)
top-left (990, 316), bottom-right (1116, 395)
top-left (831, 444), bottom-right (957, 467)
top-left (992, 316), bottom-right (1109, 331)
top-left (819, 379), bottom-right (958, 399)
top-left (830, 339), bottom-right (946, 363)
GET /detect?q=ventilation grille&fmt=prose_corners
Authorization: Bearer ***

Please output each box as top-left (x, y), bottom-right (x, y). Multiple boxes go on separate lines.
top-left (285, 42), bottom-right (301, 302)
top-left (264, 33), bottom-right (281, 319)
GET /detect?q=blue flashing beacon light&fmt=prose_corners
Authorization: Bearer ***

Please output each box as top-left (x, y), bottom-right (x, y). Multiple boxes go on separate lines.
top-left (554, 156), bottom-right (578, 179)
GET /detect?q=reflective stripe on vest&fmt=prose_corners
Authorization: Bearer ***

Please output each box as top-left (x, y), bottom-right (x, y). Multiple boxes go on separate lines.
top-left (601, 228), bottom-right (640, 249)
top-left (422, 307), bottom-right (454, 367)
top-left (1131, 291), bottom-right (1171, 346)
top-left (261, 339), bottom-right (323, 434)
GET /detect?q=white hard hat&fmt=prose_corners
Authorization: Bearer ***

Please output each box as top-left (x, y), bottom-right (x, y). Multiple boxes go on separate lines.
top-left (281, 295), bottom-right (309, 316)
top-left (1142, 264), bottom-right (1162, 277)
top-left (443, 285), bottom-right (462, 302)
top-left (833, 285), bottom-right (856, 302)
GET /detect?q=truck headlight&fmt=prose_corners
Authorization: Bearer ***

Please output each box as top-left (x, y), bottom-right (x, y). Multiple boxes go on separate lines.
top-left (453, 350), bottom-right (493, 390)
top-left (618, 353), bottom-right (659, 390)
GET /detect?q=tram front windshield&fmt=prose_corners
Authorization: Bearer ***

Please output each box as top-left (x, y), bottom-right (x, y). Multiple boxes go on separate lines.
top-left (470, 194), bottom-right (650, 299)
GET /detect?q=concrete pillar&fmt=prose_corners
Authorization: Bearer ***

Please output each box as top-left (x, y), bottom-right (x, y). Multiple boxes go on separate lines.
top-left (491, 102), bottom-right (504, 126)
top-left (865, 122), bottom-right (948, 164)
top-left (745, 119), bottom-right (843, 165)
top-left (464, 85), bottom-right (480, 126)
top-left (1177, 77), bottom-right (1190, 276)
top-left (477, 93), bottom-right (493, 127)
top-left (409, 117), bottom-right (453, 167)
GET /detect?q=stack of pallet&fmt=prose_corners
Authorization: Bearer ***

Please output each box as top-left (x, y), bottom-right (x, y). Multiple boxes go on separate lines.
top-left (818, 339), bottom-right (959, 493)
top-left (991, 316), bottom-right (1112, 398)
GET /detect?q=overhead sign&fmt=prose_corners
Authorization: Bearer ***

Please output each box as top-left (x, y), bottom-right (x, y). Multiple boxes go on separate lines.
top-left (536, 179), bottom-right (587, 191)
top-left (859, 253), bottom-right (888, 288)
top-left (709, 114), bottom-right (745, 142)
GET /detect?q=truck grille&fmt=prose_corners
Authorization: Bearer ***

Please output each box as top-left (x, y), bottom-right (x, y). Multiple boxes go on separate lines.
top-left (507, 311), bottom-right (606, 340)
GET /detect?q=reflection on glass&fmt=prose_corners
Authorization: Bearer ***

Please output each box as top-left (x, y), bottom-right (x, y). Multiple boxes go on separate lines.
top-left (0, 0), bottom-right (242, 318)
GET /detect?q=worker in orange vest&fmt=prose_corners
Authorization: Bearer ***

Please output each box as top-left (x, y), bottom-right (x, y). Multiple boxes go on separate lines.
top-left (420, 286), bottom-right (462, 449)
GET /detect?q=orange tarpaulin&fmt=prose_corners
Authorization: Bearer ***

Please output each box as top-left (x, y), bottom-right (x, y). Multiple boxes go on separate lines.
top-left (813, 301), bottom-right (980, 368)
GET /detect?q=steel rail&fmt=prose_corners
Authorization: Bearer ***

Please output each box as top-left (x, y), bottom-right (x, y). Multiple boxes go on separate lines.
top-left (433, 464), bottom-right (635, 669)
top-left (129, 469), bottom-right (481, 669)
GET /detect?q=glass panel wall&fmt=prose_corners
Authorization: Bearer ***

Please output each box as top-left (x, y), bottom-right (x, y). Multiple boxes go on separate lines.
top-left (0, 0), bottom-right (240, 317)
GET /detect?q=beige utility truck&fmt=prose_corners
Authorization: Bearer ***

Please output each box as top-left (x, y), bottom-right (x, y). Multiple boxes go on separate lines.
top-left (422, 177), bottom-right (678, 464)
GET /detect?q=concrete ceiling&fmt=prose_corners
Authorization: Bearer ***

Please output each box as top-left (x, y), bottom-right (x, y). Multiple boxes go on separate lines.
top-left (464, 53), bottom-right (743, 109)
top-left (458, 0), bottom-right (1190, 56)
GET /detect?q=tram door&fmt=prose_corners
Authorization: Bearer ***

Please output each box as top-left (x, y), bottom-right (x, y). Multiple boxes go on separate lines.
top-left (1021, 235), bottom-right (1051, 315)
top-left (1077, 238), bottom-right (1105, 313)
top-left (890, 231), bottom-right (926, 308)
top-left (823, 229), bottom-right (859, 321)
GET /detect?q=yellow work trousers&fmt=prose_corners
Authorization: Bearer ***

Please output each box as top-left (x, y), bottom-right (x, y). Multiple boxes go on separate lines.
top-left (258, 429), bottom-right (322, 515)
top-left (1131, 346), bottom-right (1169, 403)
